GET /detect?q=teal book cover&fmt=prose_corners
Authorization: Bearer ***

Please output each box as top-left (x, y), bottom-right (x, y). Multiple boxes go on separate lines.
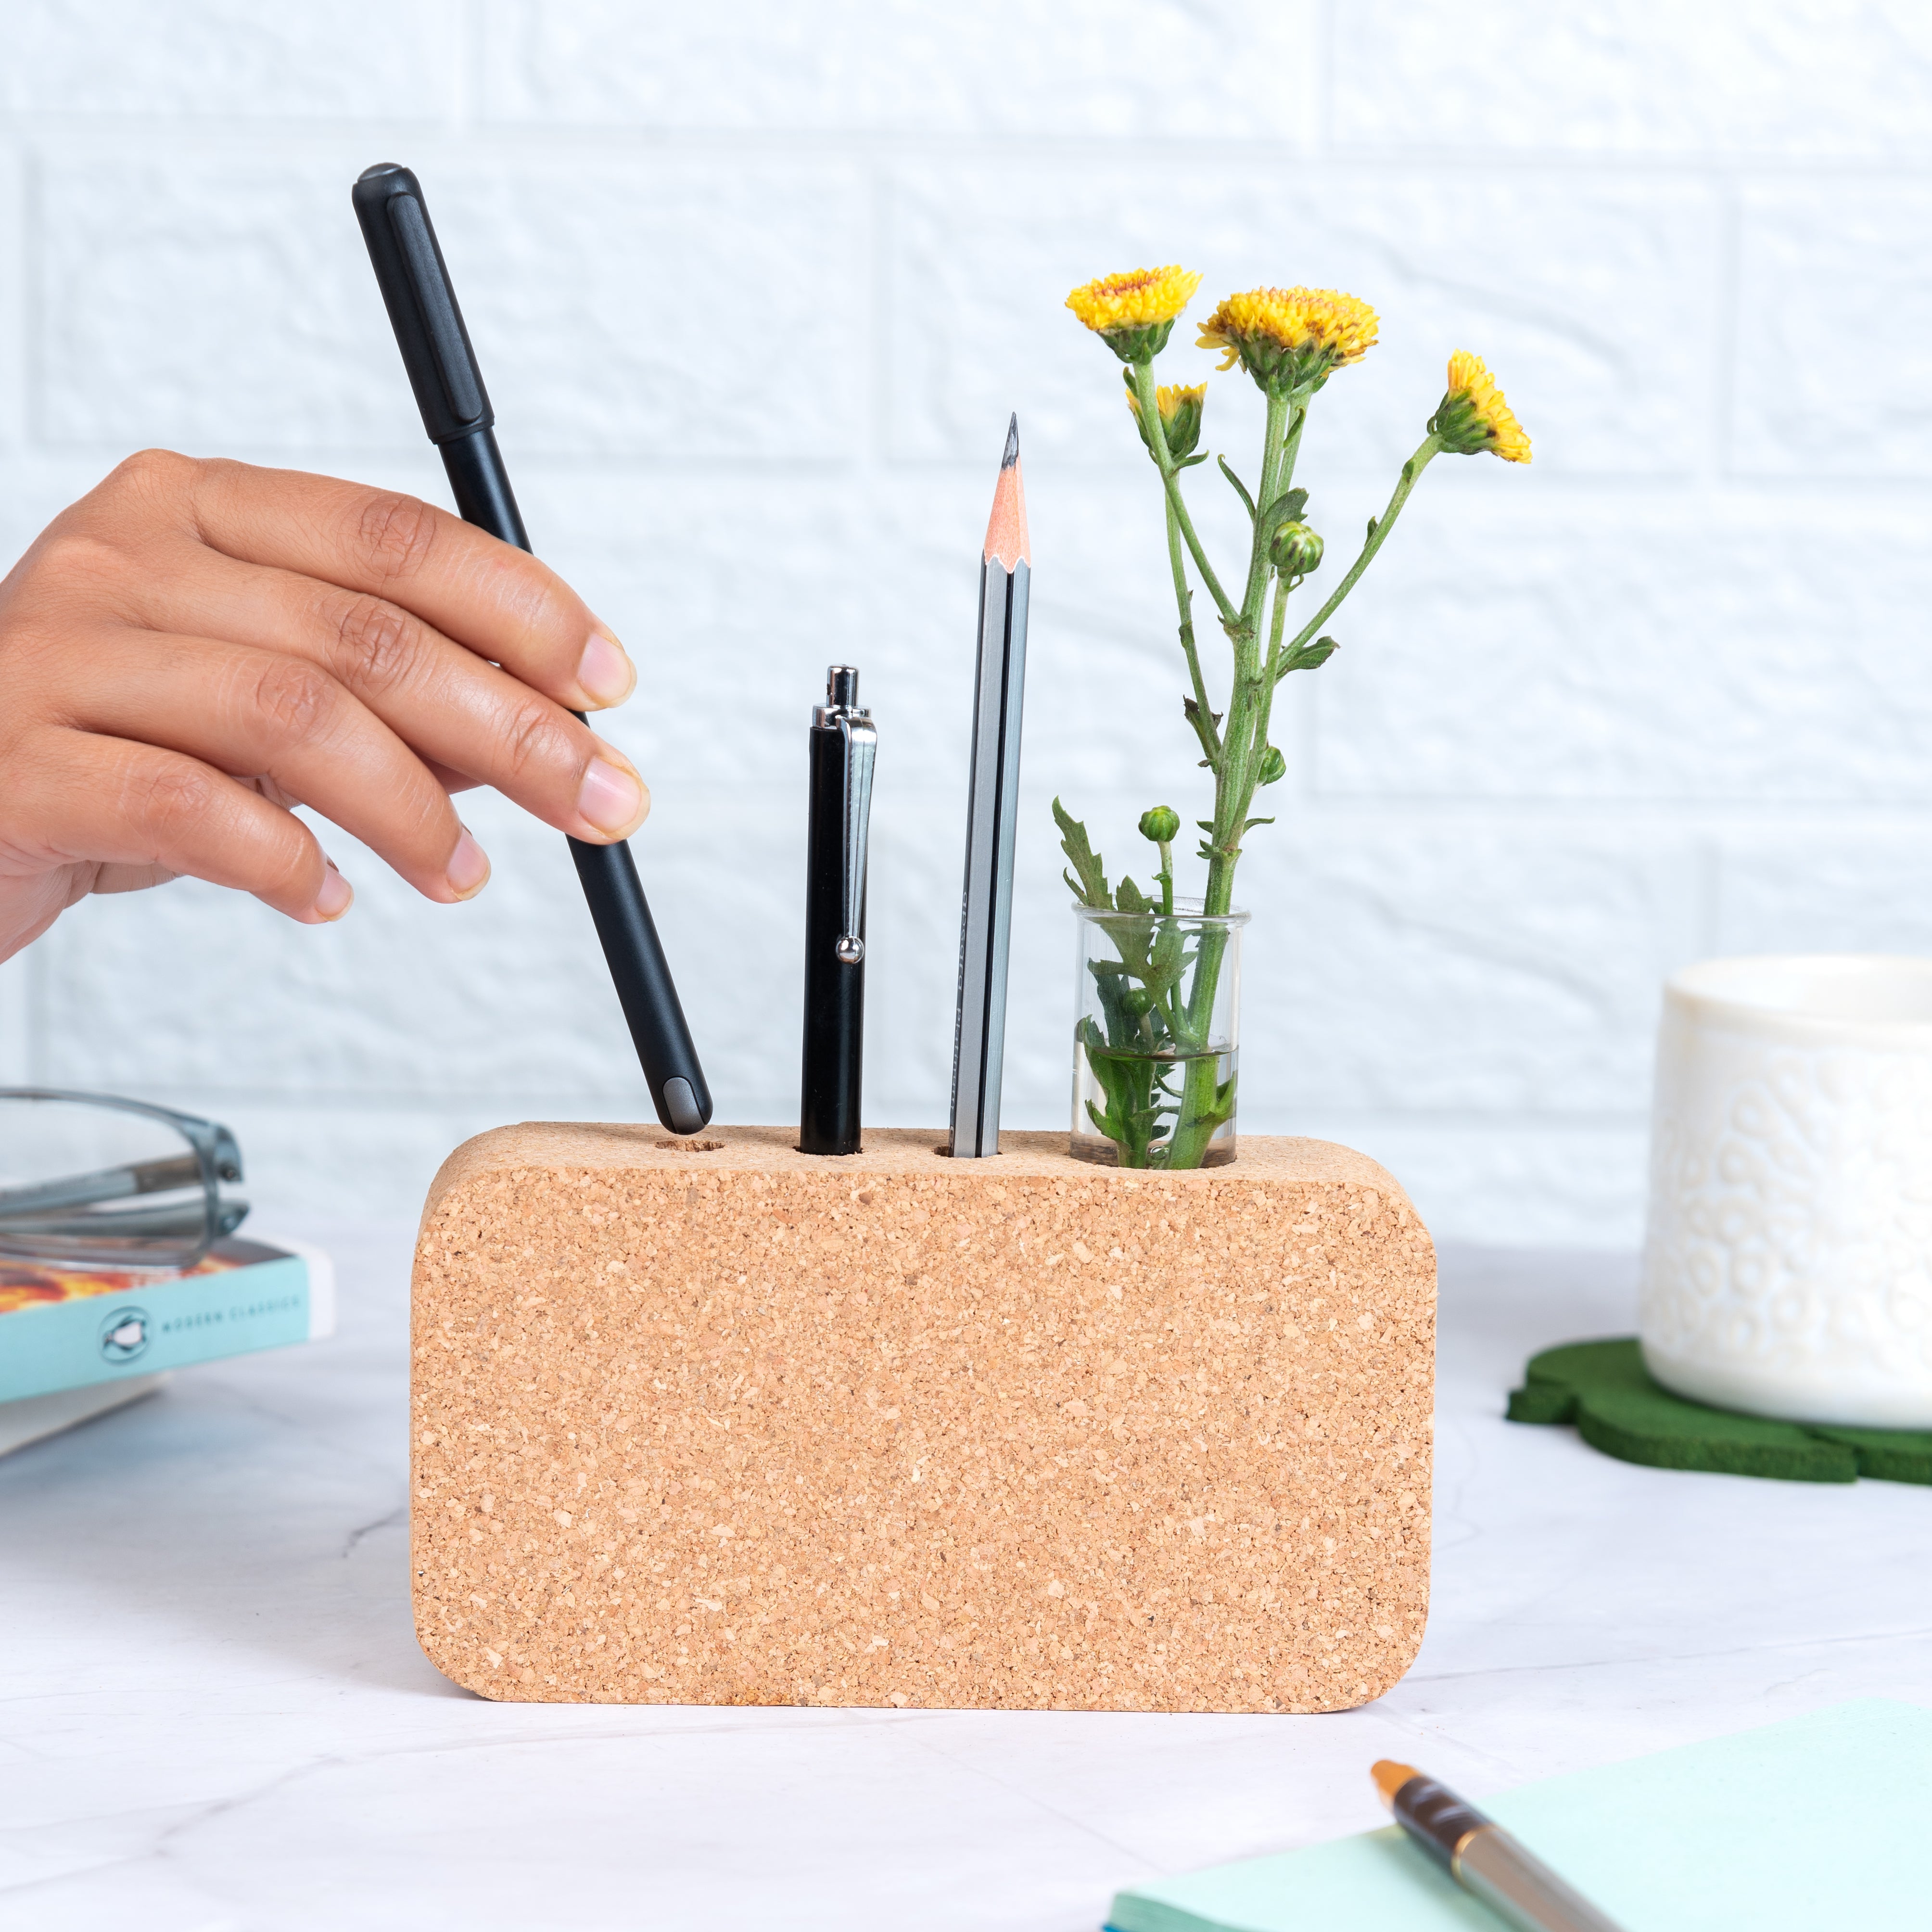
top-left (0, 1234), bottom-right (334, 1406)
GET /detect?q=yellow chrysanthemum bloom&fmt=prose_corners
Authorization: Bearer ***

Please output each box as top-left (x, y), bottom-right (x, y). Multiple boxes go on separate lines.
top-left (1196, 287), bottom-right (1379, 396)
top-left (1126, 379), bottom-right (1207, 460)
top-left (1067, 266), bottom-right (1203, 363)
top-left (1431, 351), bottom-right (1532, 463)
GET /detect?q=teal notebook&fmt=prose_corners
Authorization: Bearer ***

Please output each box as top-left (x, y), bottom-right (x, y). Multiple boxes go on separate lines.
top-left (1108, 1700), bottom-right (1930, 1932)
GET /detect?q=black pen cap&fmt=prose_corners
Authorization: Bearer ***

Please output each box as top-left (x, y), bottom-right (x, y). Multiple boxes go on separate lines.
top-left (352, 163), bottom-right (493, 445)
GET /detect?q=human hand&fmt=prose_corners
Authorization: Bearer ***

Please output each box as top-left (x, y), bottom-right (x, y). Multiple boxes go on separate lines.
top-left (0, 450), bottom-right (648, 961)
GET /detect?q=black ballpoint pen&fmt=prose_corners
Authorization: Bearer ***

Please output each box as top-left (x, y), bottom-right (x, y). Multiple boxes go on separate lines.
top-left (350, 162), bottom-right (712, 1135)
top-left (799, 666), bottom-right (876, 1156)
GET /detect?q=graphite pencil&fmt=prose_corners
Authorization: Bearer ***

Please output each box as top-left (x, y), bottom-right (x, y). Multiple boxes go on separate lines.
top-left (949, 416), bottom-right (1032, 1158)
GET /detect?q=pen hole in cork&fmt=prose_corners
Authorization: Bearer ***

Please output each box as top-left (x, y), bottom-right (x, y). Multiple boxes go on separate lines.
top-left (656, 1138), bottom-right (724, 1153)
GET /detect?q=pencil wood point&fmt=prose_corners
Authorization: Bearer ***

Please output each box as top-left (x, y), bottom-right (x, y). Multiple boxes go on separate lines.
top-left (983, 418), bottom-right (1030, 571)
top-left (1372, 1759), bottom-right (1417, 1806)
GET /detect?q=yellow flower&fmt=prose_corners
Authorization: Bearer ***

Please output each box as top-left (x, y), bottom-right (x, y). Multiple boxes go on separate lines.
top-left (1068, 265), bottom-right (1202, 332)
top-left (1125, 379), bottom-right (1207, 460)
top-left (1067, 266), bottom-right (1203, 363)
top-left (1196, 286), bottom-right (1379, 396)
top-left (1431, 350), bottom-right (1532, 462)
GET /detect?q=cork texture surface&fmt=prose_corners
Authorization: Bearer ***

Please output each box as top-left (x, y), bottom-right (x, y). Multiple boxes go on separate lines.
top-left (410, 1125), bottom-right (1435, 1712)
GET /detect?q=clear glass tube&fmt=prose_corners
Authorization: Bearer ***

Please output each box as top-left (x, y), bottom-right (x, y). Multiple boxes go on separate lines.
top-left (1069, 902), bottom-right (1248, 1170)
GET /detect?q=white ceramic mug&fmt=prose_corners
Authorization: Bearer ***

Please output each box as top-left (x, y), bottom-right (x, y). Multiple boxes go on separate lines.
top-left (1640, 955), bottom-right (1932, 1428)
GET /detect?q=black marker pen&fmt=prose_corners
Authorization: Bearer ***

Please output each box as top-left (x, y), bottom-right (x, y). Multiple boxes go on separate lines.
top-left (351, 162), bottom-right (712, 1135)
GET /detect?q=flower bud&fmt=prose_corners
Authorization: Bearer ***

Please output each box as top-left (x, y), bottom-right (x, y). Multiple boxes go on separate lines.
top-left (1126, 380), bottom-right (1207, 461)
top-left (1268, 520), bottom-right (1324, 577)
top-left (1139, 805), bottom-right (1181, 844)
top-left (1429, 350), bottom-right (1532, 463)
top-left (1257, 746), bottom-right (1286, 786)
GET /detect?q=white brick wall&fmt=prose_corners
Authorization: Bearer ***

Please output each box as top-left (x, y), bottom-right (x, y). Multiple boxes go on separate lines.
top-left (3, 0), bottom-right (1925, 1246)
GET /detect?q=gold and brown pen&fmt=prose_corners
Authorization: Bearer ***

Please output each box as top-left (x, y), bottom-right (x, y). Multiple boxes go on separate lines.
top-left (1373, 1761), bottom-right (1628, 1932)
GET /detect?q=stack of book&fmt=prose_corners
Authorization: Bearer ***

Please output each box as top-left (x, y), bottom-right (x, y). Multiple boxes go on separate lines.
top-left (0, 1235), bottom-right (333, 1455)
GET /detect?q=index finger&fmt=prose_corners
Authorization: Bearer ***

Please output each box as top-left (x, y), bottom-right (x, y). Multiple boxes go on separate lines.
top-left (165, 457), bottom-right (637, 713)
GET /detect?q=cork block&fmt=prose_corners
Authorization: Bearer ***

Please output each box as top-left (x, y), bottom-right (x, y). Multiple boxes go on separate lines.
top-left (410, 1125), bottom-right (1435, 1712)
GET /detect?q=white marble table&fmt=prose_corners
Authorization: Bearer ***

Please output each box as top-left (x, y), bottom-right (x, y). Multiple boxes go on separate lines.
top-left (1, 1229), bottom-right (1926, 1932)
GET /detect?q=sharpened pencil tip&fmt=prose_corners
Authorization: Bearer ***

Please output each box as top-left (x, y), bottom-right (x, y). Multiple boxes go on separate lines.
top-left (983, 413), bottom-right (1030, 567)
top-left (1372, 1761), bottom-right (1418, 1808)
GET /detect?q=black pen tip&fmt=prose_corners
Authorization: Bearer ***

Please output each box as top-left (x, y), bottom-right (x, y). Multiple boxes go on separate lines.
top-left (1002, 413), bottom-right (1019, 469)
top-left (357, 161), bottom-right (407, 183)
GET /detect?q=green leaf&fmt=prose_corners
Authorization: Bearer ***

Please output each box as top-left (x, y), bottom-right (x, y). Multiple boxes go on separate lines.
top-left (1242, 816), bottom-right (1275, 832)
top-left (1053, 797), bottom-right (1111, 909)
top-left (1216, 456), bottom-right (1257, 521)
top-left (1256, 487), bottom-right (1309, 543)
top-left (1277, 635), bottom-right (1339, 679)
top-left (1195, 819), bottom-right (1215, 832)
top-left (1145, 921), bottom-right (1185, 998)
top-left (1365, 516), bottom-right (1378, 541)
top-left (1115, 876), bottom-right (1149, 914)
top-left (1177, 451), bottom-right (1210, 468)
top-left (1090, 963), bottom-right (1149, 1053)
top-left (1080, 1017), bottom-right (1172, 1169)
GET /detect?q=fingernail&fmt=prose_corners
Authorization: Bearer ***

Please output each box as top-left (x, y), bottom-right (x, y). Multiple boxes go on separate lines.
top-left (446, 830), bottom-right (491, 899)
top-left (577, 630), bottom-right (636, 709)
top-left (313, 862), bottom-right (353, 922)
top-left (577, 756), bottom-right (648, 839)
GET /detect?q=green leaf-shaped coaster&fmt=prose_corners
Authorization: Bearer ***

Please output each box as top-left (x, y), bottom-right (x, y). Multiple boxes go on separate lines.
top-left (1507, 1338), bottom-right (1932, 1486)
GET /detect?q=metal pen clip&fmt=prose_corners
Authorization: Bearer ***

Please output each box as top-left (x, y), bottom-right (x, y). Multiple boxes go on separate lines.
top-left (836, 715), bottom-right (877, 964)
top-left (815, 666), bottom-right (876, 966)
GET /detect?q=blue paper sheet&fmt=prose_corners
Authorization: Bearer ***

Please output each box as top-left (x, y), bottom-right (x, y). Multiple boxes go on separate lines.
top-left (1108, 1699), bottom-right (1931, 1932)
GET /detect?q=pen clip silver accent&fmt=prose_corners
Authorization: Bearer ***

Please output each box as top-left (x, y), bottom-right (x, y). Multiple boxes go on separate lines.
top-left (836, 713), bottom-right (877, 966)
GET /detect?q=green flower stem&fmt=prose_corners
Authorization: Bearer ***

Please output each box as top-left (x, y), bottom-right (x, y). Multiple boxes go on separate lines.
top-left (1132, 360), bottom-right (1237, 624)
top-left (1157, 839), bottom-right (1175, 916)
top-left (1189, 391), bottom-right (1293, 937)
top-left (1244, 572), bottom-right (1294, 799)
top-left (1234, 389), bottom-right (1293, 649)
top-left (1165, 398), bottom-right (1317, 1167)
top-left (1277, 398), bottom-right (1308, 495)
top-left (1280, 432), bottom-right (1442, 670)
top-left (1166, 499), bottom-right (1220, 769)
top-left (1265, 565), bottom-right (1292, 664)
top-left (1168, 1055), bottom-right (1227, 1168)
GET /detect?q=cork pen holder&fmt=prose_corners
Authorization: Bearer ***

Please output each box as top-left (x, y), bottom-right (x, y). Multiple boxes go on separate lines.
top-left (410, 1125), bottom-right (1435, 1712)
